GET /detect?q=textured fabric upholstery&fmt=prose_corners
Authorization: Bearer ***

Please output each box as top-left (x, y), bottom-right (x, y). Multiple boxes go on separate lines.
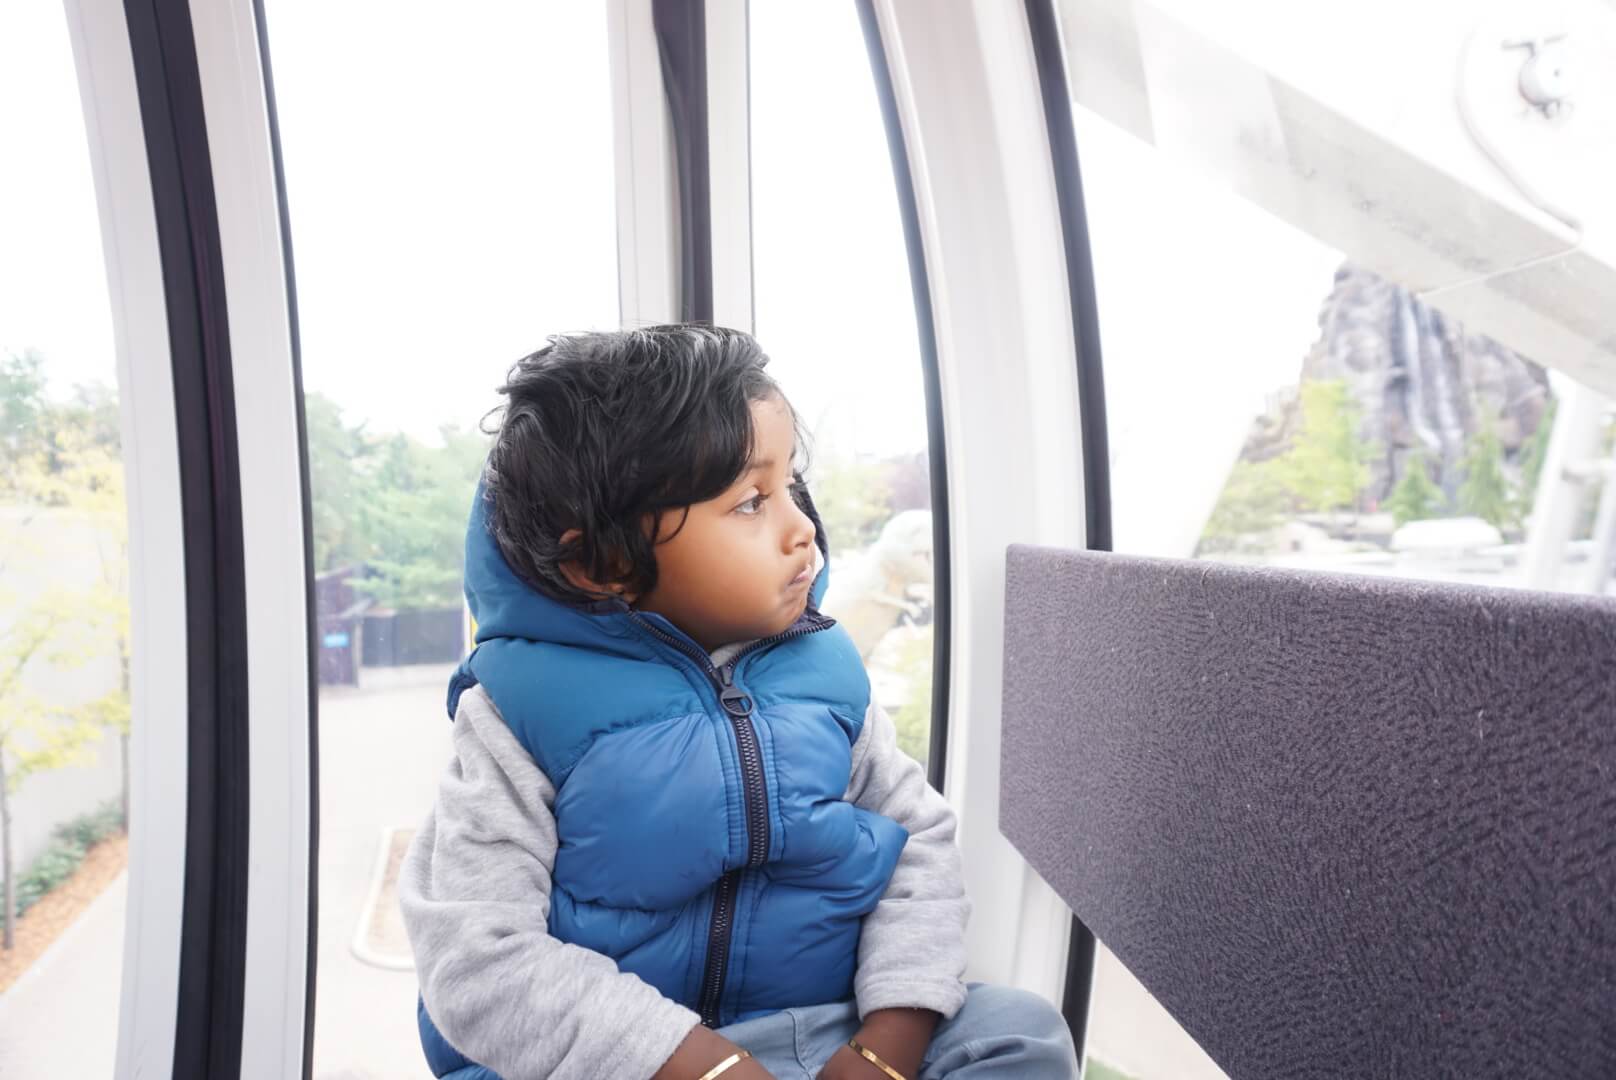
top-left (1000, 544), bottom-right (1616, 1079)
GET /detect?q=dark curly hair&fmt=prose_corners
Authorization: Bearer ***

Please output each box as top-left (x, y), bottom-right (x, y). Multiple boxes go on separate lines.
top-left (482, 324), bottom-right (806, 606)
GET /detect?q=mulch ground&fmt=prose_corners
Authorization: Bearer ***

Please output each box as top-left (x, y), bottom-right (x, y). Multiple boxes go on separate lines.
top-left (0, 833), bottom-right (129, 995)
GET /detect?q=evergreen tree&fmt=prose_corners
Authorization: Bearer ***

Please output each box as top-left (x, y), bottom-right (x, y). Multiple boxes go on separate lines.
top-left (1459, 414), bottom-right (1516, 529)
top-left (1515, 397), bottom-right (1557, 524)
top-left (1387, 449), bottom-right (1443, 526)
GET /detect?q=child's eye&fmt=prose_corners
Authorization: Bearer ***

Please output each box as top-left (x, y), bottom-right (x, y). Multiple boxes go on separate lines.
top-left (734, 492), bottom-right (766, 516)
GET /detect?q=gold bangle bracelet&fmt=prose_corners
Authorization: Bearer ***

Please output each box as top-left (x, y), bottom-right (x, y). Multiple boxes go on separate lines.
top-left (847, 1039), bottom-right (910, 1080)
top-left (696, 1049), bottom-right (751, 1080)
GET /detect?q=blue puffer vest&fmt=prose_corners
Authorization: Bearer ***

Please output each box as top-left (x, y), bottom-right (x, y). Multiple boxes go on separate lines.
top-left (418, 484), bottom-right (909, 1077)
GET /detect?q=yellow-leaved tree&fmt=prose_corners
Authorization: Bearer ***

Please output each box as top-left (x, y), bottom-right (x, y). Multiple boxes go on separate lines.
top-left (0, 588), bottom-right (122, 950)
top-left (1, 352), bottom-right (129, 951)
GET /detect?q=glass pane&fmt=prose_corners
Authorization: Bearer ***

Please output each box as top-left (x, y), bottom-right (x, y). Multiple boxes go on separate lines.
top-left (1069, 10), bottom-right (1613, 1073)
top-left (0, 6), bottom-right (131, 1078)
top-left (260, 5), bottom-right (619, 1076)
top-left (751, 3), bottom-right (937, 769)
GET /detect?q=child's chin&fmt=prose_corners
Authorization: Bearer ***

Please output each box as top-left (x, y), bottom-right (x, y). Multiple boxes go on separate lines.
top-left (765, 604), bottom-right (806, 637)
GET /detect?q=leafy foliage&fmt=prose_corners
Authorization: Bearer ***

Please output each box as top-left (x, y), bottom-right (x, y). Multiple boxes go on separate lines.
top-left (1199, 379), bottom-right (1376, 552)
top-left (1, 350), bottom-right (48, 493)
top-left (304, 392), bottom-right (489, 609)
top-left (2, 350), bottom-right (130, 949)
top-left (1272, 380), bottom-right (1372, 513)
top-left (888, 628), bottom-right (933, 769)
top-left (15, 801), bottom-right (124, 917)
top-left (0, 595), bottom-right (113, 788)
top-left (304, 391), bottom-right (373, 573)
top-left (810, 455), bottom-right (895, 556)
top-left (1199, 460), bottom-right (1289, 552)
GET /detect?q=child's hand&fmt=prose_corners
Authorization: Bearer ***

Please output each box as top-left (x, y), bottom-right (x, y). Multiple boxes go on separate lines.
top-left (816, 1008), bottom-right (939, 1080)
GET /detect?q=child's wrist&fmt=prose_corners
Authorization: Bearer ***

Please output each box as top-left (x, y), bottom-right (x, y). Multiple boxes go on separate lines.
top-left (840, 1008), bottom-right (938, 1079)
top-left (653, 1025), bottom-right (769, 1080)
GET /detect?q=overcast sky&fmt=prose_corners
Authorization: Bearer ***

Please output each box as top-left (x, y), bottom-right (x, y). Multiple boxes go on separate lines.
top-left (3, 1), bottom-right (1338, 552)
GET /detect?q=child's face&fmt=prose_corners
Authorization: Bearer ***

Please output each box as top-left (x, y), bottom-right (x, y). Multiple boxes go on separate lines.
top-left (634, 395), bottom-right (816, 651)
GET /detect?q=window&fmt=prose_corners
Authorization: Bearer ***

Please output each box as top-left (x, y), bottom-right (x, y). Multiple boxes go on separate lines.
top-left (1064, 6), bottom-right (1613, 1076)
top-left (259, 5), bottom-right (619, 1074)
top-left (751, 2), bottom-right (939, 769)
top-left (0, 6), bottom-right (131, 1075)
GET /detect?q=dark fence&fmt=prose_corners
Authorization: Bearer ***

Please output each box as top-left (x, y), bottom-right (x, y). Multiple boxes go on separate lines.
top-left (315, 566), bottom-right (369, 686)
top-left (361, 607), bottom-right (465, 668)
top-left (313, 566), bottom-right (466, 684)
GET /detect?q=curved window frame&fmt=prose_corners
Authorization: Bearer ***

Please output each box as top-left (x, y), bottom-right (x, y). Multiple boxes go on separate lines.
top-left (854, 0), bottom-right (955, 791)
top-left (1024, 0), bottom-right (1110, 1056)
top-left (122, 3), bottom-right (253, 1074)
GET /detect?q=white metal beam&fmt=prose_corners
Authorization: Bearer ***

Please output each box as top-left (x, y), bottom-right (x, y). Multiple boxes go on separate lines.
top-left (608, 0), bottom-right (681, 327)
top-left (1521, 375), bottom-right (1611, 589)
top-left (873, 0), bottom-right (1089, 1004)
top-left (1057, 0), bottom-right (1616, 397)
top-left (705, 0), bottom-right (753, 332)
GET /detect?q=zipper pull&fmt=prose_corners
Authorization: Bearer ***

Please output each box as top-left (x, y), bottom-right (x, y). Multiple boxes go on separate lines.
top-left (718, 666), bottom-right (753, 717)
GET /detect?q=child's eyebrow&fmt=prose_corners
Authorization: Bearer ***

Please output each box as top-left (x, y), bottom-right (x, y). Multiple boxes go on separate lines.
top-left (744, 456), bottom-right (777, 473)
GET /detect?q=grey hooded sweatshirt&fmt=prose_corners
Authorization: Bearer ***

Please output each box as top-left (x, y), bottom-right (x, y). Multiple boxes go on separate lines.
top-left (400, 681), bottom-right (970, 1080)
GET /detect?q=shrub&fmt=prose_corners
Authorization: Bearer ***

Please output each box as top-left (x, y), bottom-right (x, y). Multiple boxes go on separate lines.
top-left (14, 801), bottom-right (124, 917)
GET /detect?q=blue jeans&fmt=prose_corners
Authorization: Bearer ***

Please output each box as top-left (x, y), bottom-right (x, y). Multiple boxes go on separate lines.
top-left (419, 983), bottom-right (1076, 1079)
top-left (715, 983), bottom-right (1078, 1079)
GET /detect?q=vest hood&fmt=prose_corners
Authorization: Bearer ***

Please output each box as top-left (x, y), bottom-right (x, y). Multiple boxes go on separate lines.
top-left (450, 476), bottom-right (834, 714)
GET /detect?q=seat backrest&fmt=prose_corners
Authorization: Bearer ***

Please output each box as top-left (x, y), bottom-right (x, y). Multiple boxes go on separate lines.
top-left (999, 544), bottom-right (1616, 1079)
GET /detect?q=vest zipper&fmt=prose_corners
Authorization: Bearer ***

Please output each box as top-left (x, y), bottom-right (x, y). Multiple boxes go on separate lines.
top-left (627, 610), bottom-right (833, 1026)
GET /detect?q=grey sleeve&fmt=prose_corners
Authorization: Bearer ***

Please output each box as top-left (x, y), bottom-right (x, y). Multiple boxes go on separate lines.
top-left (399, 685), bottom-right (700, 1080)
top-left (845, 703), bottom-right (971, 1021)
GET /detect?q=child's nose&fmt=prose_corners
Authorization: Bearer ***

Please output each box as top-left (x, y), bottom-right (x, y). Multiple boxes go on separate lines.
top-left (784, 499), bottom-right (814, 550)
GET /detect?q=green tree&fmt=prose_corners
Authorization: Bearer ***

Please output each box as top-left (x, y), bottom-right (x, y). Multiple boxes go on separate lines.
top-left (1199, 459), bottom-right (1288, 552)
top-left (809, 456), bottom-right (892, 554)
top-left (303, 392), bottom-right (372, 572)
top-left (1273, 380), bottom-right (1372, 513)
top-left (888, 628), bottom-right (933, 768)
top-left (1516, 396), bottom-right (1557, 524)
top-left (1386, 449), bottom-right (1443, 526)
top-left (1, 350), bottom-right (48, 495)
top-left (352, 426), bottom-right (489, 609)
top-left (1459, 414), bottom-right (1515, 529)
top-left (301, 393), bottom-right (490, 609)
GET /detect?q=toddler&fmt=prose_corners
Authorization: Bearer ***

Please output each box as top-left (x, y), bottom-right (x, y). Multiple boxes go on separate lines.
top-left (400, 325), bottom-right (1077, 1079)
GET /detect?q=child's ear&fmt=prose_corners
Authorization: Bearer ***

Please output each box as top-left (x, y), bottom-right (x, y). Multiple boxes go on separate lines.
top-left (558, 528), bottom-right (637, 603)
